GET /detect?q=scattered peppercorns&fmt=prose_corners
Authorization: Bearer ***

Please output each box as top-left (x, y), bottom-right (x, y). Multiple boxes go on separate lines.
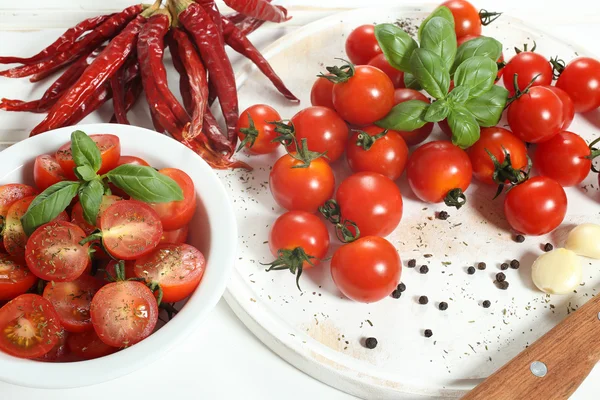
top-left (477, 262), bottom-right (487, 270)
top-left (496, 272), bottom-right (506, 282)
top-left (510, 259), bottom-right (520, 269)
top-left (407, 259), bottom-right (416, 268)
top-left (498, 281), bottom-right (509, 290)
top-left (482, 300), bottom-right (491, 308)
top-left (544, 243), bottom-right (554, 252)
top-left (397, 282), bottom-right (406, 292)
top-left (418, 296), bottom-right (429, 305)
top-left (500, 263), bottom-right (509, 270)
top-left (467, 266), bottom-right (476, 275)
top-left (515, 234), bottom-right (525, 243)
top-left (439, 302), bottom-right (448, 311)
top-left (365, 337), bottom-right (378, 349)
top-left (391, 289), bottom-right (401, 299)
top-left (424, 329), bottom-right (433, 338)
top-left (437, 210), bottom-right (449, 220)
top-left (419, 265), bottom-right (429, 274)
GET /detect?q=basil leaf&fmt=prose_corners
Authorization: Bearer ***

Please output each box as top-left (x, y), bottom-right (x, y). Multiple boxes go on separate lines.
top-left (79, 180), bottom-right (104, 226)
top-left (420, 17), bottom-right (457, 70)
top-left (424, 100), bottom-right (450, 123)
top-left (448, 107), bottom-right (480, 149)
top-left (454, 56), bottom-right (498, 97)
top-left (418, 6), bottom-right (454, 42)
top-left (75, 165), bottom-right (97, 182)
top-left (410, 48), bottom-right (450, 99)
top-left (71, 130), bottom-right (102, 172)
top-left (448, 86), bottom-right (471, 104)
top-left (403, 72), bottom-right (422, 90)
top-left (21, 181), bottom-right (80, 236)
top-left (375, 100), bottom-right (429, 131)
top-left (374, 23), bottom-right (419, 73)
top-left (451, 36), bottom-right (503, 75)
top-left (106, 164), bottom-right (184, 203)
top-left (465, 85), bottom-right (509, 127)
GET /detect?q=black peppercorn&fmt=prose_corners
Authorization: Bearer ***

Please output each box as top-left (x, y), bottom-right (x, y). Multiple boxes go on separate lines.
top-left (391, 289), bottom-right (401, 299)
top-left (437, 210), bottom-right (449, 220)
top-left (510, 259), bottom-right (520, 269)
top-left (419, 265), bottom-right (429, 274)
top-left (544, 243), bottom-right (554, 252)
top-left (397, 282), bottom-right (406, 292)
top-left (424, 329), bottom-right (433, 338)
top-left (365, 337), bottom-right (378, 349)
top-left (500, 263), bottom-right (509, 270)
top-left (498, 281), bottom-right (509, 290)
top-left (467, 266), bottom-right (476, 275)
top-left (477, 262), bottom-right (487, 270)
top-left (496, 272), bottom-right (506, 282)
top-left (418, 296), bottom-right (429, 305)
top-left (439, 302), bottom-right (448, 311)
top-left (482, 300), bottom-right (491, 308)
top-left (407, 259), bottom-right (416, 268)
top-left (515, 234), bottom-right (525, 243)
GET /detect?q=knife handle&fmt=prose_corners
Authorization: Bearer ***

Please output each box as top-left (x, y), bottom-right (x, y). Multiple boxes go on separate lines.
top-left (462, 294), bottom-right (600, 400)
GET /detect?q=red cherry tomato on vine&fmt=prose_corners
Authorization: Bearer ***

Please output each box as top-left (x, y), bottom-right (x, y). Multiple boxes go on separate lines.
top-left (502, 51), bottom-right (553, 95)
top-left (236, 104), bottom-right (281, 155)
top-left (33, 155), bottom-right (66, 191)
top-left (346, 125), bottom-right (409, 181)
top-left (504, 176), bottom-right (567, 236)
top-left (467, 127), bottom-right (528, 185)
top-left (441, 0), bottom-right (481, 39)
top-left (332, 65), bottom-right (395, 126)
top-left (336, 172), bottom-right (403, 237)
top-left (507, 86), bottom-right (564, 143)
top-left (368, 53), bottom-right (405, 88)
top-left (545, 86), bottom-right (575, 131)
top-left (345, 24), bottom-right (382, 65)
top-left (310, 77), bottom-right (335, 109)
top-left (331, 236), bottom-right (401, 303)
top-left (392, 89), bottom-right (434, 146)
top-left (55, 134), bottom-right (121, 180)
top-left (555, 57), bottom-right (600, 113)
top-left (534, 131), bottom-right (592, 187)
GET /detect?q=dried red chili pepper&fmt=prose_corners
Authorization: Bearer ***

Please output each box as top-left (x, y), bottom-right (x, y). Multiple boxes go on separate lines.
top-left (66, 85), bottom-right (112, 126)
top-left (222, 0), bottom-right (289, 23)
top-left (0, 14), bottom-right (112, 65)
top-left (221, 17), bottom-right (298, 102)
top-left (236, 18), bottom-right (266, 36)
top-left (110, 66), bottom-right (128, 124)
top-left (167, 32), bottom-right (194, 115)
top-left (202, 107), bottom-right (236, 155)
top-left (224, 12), bottom-right (247, 25)
top-left (195, 0), bottom-right (223, 34)
top-left (110, 76), bottom-right (143, 124)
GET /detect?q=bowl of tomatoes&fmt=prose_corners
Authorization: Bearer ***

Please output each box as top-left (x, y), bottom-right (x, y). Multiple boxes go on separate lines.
top-left (0, 123), bottom-right (236, 388)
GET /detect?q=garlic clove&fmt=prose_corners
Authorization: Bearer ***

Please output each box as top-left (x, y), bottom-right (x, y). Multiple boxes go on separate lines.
top-left (565, 223), bottom-right (600, 260)
top-left (531, 248), bottom-right (582, 295)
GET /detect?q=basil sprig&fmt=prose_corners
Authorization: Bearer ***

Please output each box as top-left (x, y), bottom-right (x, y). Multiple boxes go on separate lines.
top-left (21, 130), bottom-right (184, 235)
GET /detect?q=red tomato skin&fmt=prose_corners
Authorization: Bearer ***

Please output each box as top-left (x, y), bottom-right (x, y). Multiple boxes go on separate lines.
top-left (407, 141), bottom-right (472, 203)
top-left (33, 155), bottom-right (66, 191)
top-left (287, 106), bottom-right (349, 162)
top-left (502, 52), bottom-right (553, 95)
top-left (310, 77), bottom-right (335, 109)
top-left (467, 127), bottom-right (528, 185)
top-left (333, 65), bottom-right (395, 126)
top-left (71, 195), bottom-right (123, 235)
top-left (392, 89), bottom-right (434, 145)
top-left (35, 328), bottom-right (70, 362)
top-left (534, 131), bottom-right (592, 187)
top-left (504, 176), bottom-right (567, 236)
top-left (368, 54), bottom-right (405, 88)
top-left (160, 225), bottom-right (189, 244)
top-left (546, 86), bottom-right (575, 130)
top-left (67, 330), bottom-right (118, 360)
top-left (336, 172), bottom-right (403, 237)
top-left (345, 24), bottom-right (382, 65)
top-left (0, 254), bottom-right (38, 301)
top-left (441, 0), bottom-right (482, 38)
top-left (116, 155), bottom-right (150, 167)
top-left (236, 104), bottom-right (282, 155)
top-left (556, 57), bottom-right (600, 113)
top-left (331, 236), bottom-right (401, 303)
top-left (269, 211), bottom-right (330, 270)
top-left (269, 155), bottom-right (335, 213)
top-left (507, 86), bottom-right (564, 143)
top-left (346, 126), bottom-right (409, 180)
top-left (0, 184), bottom-right (37, 217)
top-left (149, 168), bottom-right (196, 231)
top-left (55, 134), bottom-right (121, 180)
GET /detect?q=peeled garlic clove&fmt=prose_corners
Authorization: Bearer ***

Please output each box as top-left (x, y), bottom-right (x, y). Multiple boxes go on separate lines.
top-left (531, 248), bottom-right (582, 295)
top-left (565, 223), bottom-right (600, 259)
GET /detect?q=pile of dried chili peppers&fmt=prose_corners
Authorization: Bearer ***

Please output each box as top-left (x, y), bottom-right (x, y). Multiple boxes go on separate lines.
top-left (0, 0), bottom-right (297, 170)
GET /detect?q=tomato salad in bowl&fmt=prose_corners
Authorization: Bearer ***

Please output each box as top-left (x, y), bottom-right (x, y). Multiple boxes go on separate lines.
top-left (0, 124), bottom-right (236, 389)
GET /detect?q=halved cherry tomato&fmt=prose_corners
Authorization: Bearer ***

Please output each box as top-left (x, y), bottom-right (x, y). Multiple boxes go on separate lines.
top-left (115, 155), bottom-right (150, 167)
top-left (67, 329), bottom-right (117, 360)
top-left (441, 0), bottom-right (481, 39)
top-left (502, 51), bottom-right (553, 95)
top-left (346, 126), bottom-right (409, 181)
top-left (345, 24), bottom-right (382, 65)
top-left (546, 86), bottom-right (574, 130)
top-left (336, 172), bottom-right (403, 237)
top-left (310, 76), bottom-right (335, 109)
top-left (148, 168), bottom-right (196, 231)
top-left (368, 53), bottom-right (404, 88)
top-left (99, 200), bottom-right (163, 260)
top-left (43, 275), bottom-right (104, 333)
top-left (90, 280), bottom-right (158, 347)
top-left (26, 221), bottom-right (90, 282)
top-left (331, 236), bottom-right (401, 303)
top-left (236, 104), bottom-right (281, 155)
top-left (71, 195), bottom-right (123, 235)
top-left (134, 243), bottom-right (205, 303)
top-left (393, 89), bottom-right (434, 146)
top-left (33, 155), bottom-right (66, 191)
top-left (0, 294), bottom-right (62, 358)
top-left (36, 328), bottom-right (69, 362)
top-left (0, 253), bottom-right (38, 301)
top-left (556, 57), bottom-right (600, 113)
top-left (55, 134), bottom-right (121, 180)
top-left (160, 225), bottom-right (189, 244)
top-left (504, 176), bottom-right (567, 236)
top-left (0, 184), bottom-right (37, 221)
top-left (507, 86), bottom-right (564, 143)
top-left (534, 131), bottom-right (592, 187)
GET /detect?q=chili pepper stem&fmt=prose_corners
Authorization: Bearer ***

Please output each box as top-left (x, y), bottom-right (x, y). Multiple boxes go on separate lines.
top-left (142, 0), bottom-right (164, 17)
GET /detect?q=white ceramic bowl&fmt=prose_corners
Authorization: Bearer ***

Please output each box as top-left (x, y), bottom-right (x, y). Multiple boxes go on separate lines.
top-left (0, 123), bottom-right (237, 389)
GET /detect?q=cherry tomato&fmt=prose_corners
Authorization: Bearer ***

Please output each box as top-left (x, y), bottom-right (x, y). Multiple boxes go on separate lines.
top-left (149, 168), bottom-right (196, 231)
top-left (33, 155), bottom-right (66, 191)
top-left (368, 53), bottom-right (405, 88)
top-left (393, 89), bottom-right (434, 145)
top-left (441, 0), bottom-right (481, 38)
top-left (346, 125), bottom-right (409, 180)
top-left (71, 195), bottom-right (123, 235)
top-left (67, 330), bottom-right (117, 360)
top-left (546, 86), bottom-right (575, 130)
top-left (0, 294), bottom-right (62, 358)
top-left (116, 155), bottom-right (150, 167)
top-left (236, 104), bottom-right (281, 155)
top-left (286, 106), bottom-right (349, 162)
top-left (556, 57), bottom-right (600, 113)
top-left (407, 141), bottom-right (472, 204)
top-left (269, 154), bottom-right (335, 213)
top-left (332, 65), bottom-right (395, 126)
top-left (55, 134), bottom-right (121, 180)
top-left (99, 200), bottom-right (163, 260)
top-left (0, 184), bottom-right (37, 220)
top-left (535, 131), bottom-right (592, 187)
top-left (90, 280), bottom-right (158, 347)
top-left (26, 221), bottom-right (90, 282)
top-left (345, 24), bottom-right (382, 65)
top-left (160, 225), bottom-right (189, 244)
top-left (3, 196), bottom-right (69, 258)
top-left (336, 172), bottom-right (403, 237)
top-left (502, 52), bottom-right (552, 95)
top-left (0, 254), bottom-right (38, 301)
top-left (43, 275), bottom-right (104, 333)
top-left (504, 176), bottom-right (567, 236)
top-left (331, 236), bottom-right (401, 303)
top-left (467, 127), bottom-right (528, 185)
top-left (36, 328), bottom-right (69, 362)
top-left (310, 77), bottom-right (335, 109)
top-left (507, 86), bottom-right (564, 143)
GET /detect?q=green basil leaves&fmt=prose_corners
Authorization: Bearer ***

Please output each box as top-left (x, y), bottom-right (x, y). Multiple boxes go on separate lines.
top-left (418, 6), bottom-right (454, 42)
top-left (410, 48), bottom-right (450, 100)
top-left (452, 36), bottom-right (503, 75)
top-left (420, 17), bottom-right (457, 69)
top-left (374, 24), bottom-right (418, 73)
top-left (79, 180), bottom-right (104, 226)
top-left (465, 85), bottom-right (509, 127)
top-left (21, 181), bottom-right (80, 236)
top-left (376, 99), bottom-right (429, 131)
top-left (106, 165), bottom-right (184, 203)
top-left (71, 130), bottom-right (102, 172)
top-left (454, 56), bottom-right (498, 97)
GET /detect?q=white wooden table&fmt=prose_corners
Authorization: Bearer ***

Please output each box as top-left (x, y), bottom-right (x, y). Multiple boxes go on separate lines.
top-left (0, 1), bottom-right (599, 398)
